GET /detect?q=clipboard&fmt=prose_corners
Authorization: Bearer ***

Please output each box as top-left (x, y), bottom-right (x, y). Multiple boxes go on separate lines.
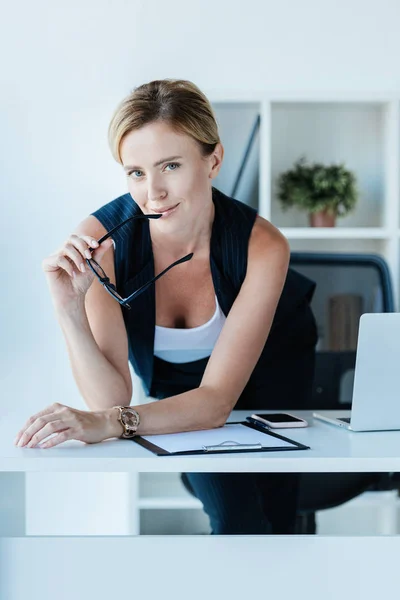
top-left (130, 421), bottom-right (310, 456)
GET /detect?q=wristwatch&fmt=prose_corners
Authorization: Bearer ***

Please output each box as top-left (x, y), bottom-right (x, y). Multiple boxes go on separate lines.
top-left (113, 406), bottom-right (140, 439)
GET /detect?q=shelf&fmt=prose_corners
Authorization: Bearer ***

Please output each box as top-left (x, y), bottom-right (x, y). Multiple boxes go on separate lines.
top-left (270, 102), bottom-right (390, 229)
top-left (280, 228), bottom-right (391, 240)
top-left (138, 497), bottom-right (203, 510)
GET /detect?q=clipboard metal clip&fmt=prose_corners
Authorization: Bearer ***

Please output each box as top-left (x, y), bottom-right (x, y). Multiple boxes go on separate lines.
top-left (202, 440), bottom-right (263, 453)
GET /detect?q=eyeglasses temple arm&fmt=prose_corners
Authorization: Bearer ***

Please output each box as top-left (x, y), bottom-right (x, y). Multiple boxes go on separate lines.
top-left (95, 213), bottom-right (162, 246)
top-left (122, 253), bottom-right (194, 305)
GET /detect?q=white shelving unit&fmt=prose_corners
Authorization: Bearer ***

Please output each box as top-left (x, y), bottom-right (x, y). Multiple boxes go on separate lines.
top-left (135, 91), bottom-right (400, 535)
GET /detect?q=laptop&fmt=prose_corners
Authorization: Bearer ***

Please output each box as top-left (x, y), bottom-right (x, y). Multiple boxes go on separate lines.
top-left (313, 313), bottom-right (400, 432)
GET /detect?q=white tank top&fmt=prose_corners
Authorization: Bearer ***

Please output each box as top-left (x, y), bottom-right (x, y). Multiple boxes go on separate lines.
top-left (154, 295), bottom-right (226, 363)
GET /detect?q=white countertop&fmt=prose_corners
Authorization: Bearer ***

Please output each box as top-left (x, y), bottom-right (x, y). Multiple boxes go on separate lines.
top-left (2, 409), bottom-right (400, 472)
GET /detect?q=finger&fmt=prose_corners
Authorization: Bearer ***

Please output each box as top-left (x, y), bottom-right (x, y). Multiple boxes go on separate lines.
top-left (63, 242), bottom-right (90, 273)
top-left (17, 414), bottom-right (59, 448)
top-left (42, 254), bottom-right (68, 274)
top-left (27, 421), bottom-right (68, 448)
top-left (14, 403), bottom-right (63, 445)
top-left (39, 429), bottom-right (71, 449)
top-left (15, 404), bottom-right (60, 444)
top-left (54, 255), bottom-right (76, 278)
top-left (68, 234), bottom-right (99, 260)
top-left (79, 235), bottom-right (100, 251)
top-left (92, 238), bottom-right (114, 263)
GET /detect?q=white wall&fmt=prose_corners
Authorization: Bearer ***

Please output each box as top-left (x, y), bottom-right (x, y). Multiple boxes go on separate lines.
top-left (2, 0), bottom-right (400, 413)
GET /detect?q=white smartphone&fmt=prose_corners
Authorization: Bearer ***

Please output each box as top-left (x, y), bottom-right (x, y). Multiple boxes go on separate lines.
top-left (249, 412), bottom-right (308, 429)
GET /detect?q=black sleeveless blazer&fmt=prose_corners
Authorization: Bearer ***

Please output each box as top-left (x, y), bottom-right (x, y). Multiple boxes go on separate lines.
top-left (91, 188), bottom-right (317, 402)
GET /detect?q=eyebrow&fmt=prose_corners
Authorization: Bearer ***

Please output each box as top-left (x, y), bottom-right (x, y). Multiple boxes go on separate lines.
top-left (123, 155), bottom-right (183, 171)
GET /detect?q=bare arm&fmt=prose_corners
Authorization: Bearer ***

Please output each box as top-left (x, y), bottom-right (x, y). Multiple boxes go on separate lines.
top-left (58, 301), bottom-right (132, 411)
top-left (46, 216), bottom-right (133, 411)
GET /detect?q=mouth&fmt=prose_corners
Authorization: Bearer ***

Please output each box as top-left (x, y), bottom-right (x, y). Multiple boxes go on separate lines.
top-left (152, 203), bottom-right (180, 217)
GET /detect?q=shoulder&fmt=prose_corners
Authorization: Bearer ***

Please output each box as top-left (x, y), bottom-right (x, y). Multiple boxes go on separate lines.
top-left (74, 193), bottom-right (141, 241)
top-left (247, 215), bottom-right (290, 270)
top-left (74, 214), bottom-right (108, 239)
top-left (212, 188), bottom-right (289, 280)
top-left (90, 193), bottom-right (140, 233)
top-left (213, 189), bottom-right (286, 257)
top-left (213, 188), bottom-right (256, 228)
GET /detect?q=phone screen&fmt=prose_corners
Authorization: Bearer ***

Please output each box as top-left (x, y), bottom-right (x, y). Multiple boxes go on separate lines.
top-left (254, 413), bottom-right (303, 423)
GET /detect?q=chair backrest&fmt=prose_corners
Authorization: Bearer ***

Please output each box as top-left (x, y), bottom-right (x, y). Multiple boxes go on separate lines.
top-left (289, 252), bottom-right (395, 409)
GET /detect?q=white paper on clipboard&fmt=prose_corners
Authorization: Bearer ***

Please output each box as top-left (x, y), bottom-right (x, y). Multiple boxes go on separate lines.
top-left (140, 423), bottom-right (297, 454)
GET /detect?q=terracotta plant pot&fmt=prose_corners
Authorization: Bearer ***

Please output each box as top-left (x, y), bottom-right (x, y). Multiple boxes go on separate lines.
top-left (309, 208), bottom-right (336, 227)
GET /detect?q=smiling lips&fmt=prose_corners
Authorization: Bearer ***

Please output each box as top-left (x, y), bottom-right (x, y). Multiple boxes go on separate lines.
top-left (152, 203), bottom-right (180, 216)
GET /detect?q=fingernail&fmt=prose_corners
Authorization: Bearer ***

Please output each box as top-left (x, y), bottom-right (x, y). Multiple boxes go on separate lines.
top-left (91, 240), bottom-right (99, 247)
top-left (85, 250), bottom-right (92, 259)
top-left (80, 263), bottom-right (86, 272)
top-left (18, 439), bottom-right (24, 447)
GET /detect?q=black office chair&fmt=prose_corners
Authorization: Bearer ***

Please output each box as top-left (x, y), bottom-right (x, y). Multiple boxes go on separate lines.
top-left (290, 252), bottom-right (396, 534)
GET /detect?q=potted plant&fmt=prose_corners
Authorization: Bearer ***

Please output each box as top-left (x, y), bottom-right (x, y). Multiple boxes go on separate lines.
top-left (276, 156), bottom-right (358, 227)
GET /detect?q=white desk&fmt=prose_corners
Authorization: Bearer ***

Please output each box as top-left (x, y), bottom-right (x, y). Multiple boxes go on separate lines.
top-left (3, 409), bottom-right (400, 472)
top-left (1, 409), bottom-right (399, 600)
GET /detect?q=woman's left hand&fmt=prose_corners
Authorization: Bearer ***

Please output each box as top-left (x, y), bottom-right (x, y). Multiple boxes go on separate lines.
top-left (14, 403), bottom-right (117, 449)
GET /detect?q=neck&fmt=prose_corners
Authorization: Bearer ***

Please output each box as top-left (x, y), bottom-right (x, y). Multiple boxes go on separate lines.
top-left (150, 197), bottom-right (215, 259)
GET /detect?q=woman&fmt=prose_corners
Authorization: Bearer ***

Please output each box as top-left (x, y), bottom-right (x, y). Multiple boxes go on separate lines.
top-left (14, 79), bottom-right (317, 534)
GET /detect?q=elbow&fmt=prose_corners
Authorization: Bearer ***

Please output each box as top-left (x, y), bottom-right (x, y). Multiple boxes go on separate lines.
top-left (214, 413), bottom-right (229, 428)
top-left (205, 414), bottom-right (227, 430)
top-left (202, 387), bottom-right (235, 429)
top-left (216, 402), bottom-right (232, 427)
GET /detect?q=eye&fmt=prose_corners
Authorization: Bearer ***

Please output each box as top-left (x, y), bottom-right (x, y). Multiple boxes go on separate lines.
top-left (165, 162), bottom-right (180, 171)
top-left (127, 170), bottom-right (143, 178)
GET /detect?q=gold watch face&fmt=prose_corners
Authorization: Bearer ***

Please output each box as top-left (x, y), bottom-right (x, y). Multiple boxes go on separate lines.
top-left (121, 409), bottom-right (139, 429)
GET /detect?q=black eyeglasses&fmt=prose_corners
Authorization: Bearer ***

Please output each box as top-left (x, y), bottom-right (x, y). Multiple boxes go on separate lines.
top-left (85, 213), bottom-right (193, 310)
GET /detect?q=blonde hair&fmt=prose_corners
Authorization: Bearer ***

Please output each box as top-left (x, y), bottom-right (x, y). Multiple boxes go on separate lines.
top-left (108, 79), bottom-right (220, 164)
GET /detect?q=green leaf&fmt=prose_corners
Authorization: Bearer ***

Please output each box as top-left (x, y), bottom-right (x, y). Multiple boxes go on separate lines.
top-left (276, 157), bottom-right (359, 217)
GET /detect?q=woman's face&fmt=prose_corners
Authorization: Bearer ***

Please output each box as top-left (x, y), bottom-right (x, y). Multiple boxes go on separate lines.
top-left (119, 120), bottom-right (223, 229)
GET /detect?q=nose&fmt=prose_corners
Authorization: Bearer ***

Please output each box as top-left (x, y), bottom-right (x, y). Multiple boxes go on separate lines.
top-left (147, 175), bottom-right (167, 203)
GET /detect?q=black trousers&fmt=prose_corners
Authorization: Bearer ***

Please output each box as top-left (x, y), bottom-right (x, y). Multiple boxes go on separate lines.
top-left (184, 472), bottom-right (300, 534)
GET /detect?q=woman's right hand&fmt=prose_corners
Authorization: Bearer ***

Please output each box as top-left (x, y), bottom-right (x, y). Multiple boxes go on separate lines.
top-left (42, 234), bottom-right (114, 311)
